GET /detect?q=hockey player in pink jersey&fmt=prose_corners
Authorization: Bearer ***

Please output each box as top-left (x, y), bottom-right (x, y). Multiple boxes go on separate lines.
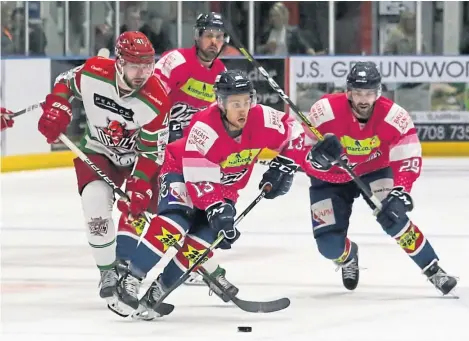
top-left (300, 62), bottom-right (457, 294)
top-left (115, 12), bottom-right (231, 296)
top-left (114, 70), bottom-right (304, 317)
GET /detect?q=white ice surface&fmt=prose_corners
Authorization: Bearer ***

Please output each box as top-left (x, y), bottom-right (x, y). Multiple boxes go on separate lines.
top-left (1, 158), bottom-right (469, 341)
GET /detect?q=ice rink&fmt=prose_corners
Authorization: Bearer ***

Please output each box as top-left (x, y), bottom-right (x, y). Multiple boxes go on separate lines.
top-left (1, 158), bottom-right (469, 341)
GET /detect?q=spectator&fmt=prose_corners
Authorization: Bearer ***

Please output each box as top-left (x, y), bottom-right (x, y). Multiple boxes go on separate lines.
top-left (383, 10), bottom-right (425, 55)
top-left (139, 12), bottom-right (172, 54)
top-left (257, 2), bottom-right (316, 56)
top-left (10, 7), bottom-right (47, 55)
top-left (120, 5), bottom-right (142, 33)
top-left (1, 4), bottom-right (14, 55)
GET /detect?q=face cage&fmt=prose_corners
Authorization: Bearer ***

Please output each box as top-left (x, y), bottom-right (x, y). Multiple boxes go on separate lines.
top-left (217, 89), bottom-right (257, 113)
top-left (194, 27), bottom-right (230, 44)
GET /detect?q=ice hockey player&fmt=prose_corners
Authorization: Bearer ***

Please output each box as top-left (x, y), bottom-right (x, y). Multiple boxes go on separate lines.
top-left (114, 70), bottom-right (304, 318)
top-left (115, 12), bottom-right (231, 296)
top-left (37, 31), bottom-right (170, 305)
top-left (0, 107), bottom-right (14, 131)
top-left (299, 61), bottom-right (457, 294)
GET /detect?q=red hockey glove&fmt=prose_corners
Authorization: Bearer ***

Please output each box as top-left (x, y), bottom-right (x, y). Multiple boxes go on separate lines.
top-left (117, 177), bottom-right (153, 217)
top-left (0, 107), bottom-right (14, 131)
top-left (38, 94), bottom-right (72, 143)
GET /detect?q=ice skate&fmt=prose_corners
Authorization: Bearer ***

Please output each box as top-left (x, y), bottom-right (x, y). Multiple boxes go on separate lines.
top-left (132, 275), bottom-right (171, 321)
top-left (115, 271), bottom-right (142, 311)
top-left (205, 266), bottom-right (239, 302)
top-left (423, 260), bottom-right (458, 295)
top-left (335, 254), bottom-right (360, 291)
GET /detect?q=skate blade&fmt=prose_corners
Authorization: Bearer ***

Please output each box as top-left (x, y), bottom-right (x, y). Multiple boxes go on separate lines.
top-left (107, 296), bottom-right (134, 318)
top-left (131, 304), bottom-right (163, 321)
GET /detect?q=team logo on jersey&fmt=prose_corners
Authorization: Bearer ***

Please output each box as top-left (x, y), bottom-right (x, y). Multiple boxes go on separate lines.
top-left (180, 78), bottom-right (215, 102)
top-left (96, 118), bottom-right (138, 150)
top-left (169, 103), bottom-right (204, 130)
top-left (220, 149), bottom-right (261, 168)
top-left (94, 93), bottom-right (135, 121)
top-left (221, 168), bottom-right (249, 185)
top-left (340, 135), bottom-right (381, 156)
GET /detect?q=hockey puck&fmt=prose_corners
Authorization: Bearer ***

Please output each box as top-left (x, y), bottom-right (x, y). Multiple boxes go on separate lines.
top-left (238, 326), bottom-right (252, 332)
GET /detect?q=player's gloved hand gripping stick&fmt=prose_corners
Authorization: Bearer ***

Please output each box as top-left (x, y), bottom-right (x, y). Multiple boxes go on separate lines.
top-left (60, 132), bottom-right (290, 314)
top-left (226, 26), bottom-right (383, 211)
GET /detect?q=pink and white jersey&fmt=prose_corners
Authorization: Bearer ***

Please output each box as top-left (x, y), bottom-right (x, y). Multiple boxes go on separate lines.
top-left (161, 103), bottom-right (305, 210)
top-left (299, 93), bottom-right (422, 192)
top-left (154, 46), bottom-right (226, 133)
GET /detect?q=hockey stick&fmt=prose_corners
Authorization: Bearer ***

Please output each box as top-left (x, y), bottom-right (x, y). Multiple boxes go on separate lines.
top-left (226, 29), bottom-right (383, 210)
top-left (11, 49), bottom-right (111, 119)
top-left (148, 183), bottom-right (291, 314)
top-left (59, 133), bottom-right (285, 315)
top-left (57, 133), bottom-right (174, 316)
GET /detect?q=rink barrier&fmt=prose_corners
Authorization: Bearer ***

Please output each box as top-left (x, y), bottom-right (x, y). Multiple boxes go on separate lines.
top-left (1, 142), bottom-right (468, 173)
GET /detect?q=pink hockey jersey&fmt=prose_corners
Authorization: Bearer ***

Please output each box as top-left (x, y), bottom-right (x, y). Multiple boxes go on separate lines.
top-left (161, 103), bottom-right (305, 210)
top-left (154, 46), bottom-right (226, 133)
top-left (299, 93), bottom-right (422, 192)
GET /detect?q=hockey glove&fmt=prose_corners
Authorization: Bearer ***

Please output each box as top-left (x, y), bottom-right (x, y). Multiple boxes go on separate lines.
top-left (0, 107), bottom-right (14, 131)
top-left (38, 94), bottom-right (73, 143)
top-left (376, 186), bottom-right (414, 230)
top-left (260, 155), bottom-right (299, 199)
top-left (168, 121), bottom-right (183, 143)
top-left (117, 177), bottom-right (153, 217)
top-left (308, 133), bottom-right (342, 170)
top-left (206, 202), bottom-right (240, 250)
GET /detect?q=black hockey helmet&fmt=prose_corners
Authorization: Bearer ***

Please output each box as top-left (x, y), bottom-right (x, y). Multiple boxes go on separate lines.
top-left (194, 12), bottom-right (230, 44)
top-left (346, 61), bottom-right (382, 93)
top-left (214, 70), bottom-right (256, 111)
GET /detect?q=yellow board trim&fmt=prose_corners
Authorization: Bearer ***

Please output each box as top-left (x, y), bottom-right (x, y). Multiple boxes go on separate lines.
top-left (1, 142), bottom-right (468, 173)
top-left (1, 151), bottom-right (75, 173)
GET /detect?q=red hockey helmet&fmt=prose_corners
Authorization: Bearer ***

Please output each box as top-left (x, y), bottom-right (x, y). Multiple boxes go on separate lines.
top-left (115, 31), bottom-right (155, 64)
top-left (115, 31), bottom-right (155, 91)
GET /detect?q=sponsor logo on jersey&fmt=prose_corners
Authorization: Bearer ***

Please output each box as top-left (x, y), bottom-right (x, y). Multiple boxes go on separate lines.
top-left (94, 93), bottom-right (135, 121)
top-left (220, 149), bottom-right (261, 168)
top-left (186, 121), bottom-right (218, 155)
top-left (180, 78), bottom-right (215, 102)
top-left (96, 118), bottom-right (138, 150)
top-left (340, 135), bottom-right (381, 156)
top-left (168, 182), bottom-right (193, 208)
top-left (182, 244), bottom-right (209, 266)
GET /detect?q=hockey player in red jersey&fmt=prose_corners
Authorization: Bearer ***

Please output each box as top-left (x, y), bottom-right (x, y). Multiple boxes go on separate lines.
top-left (114, 70), bottom-right (304, 317)
top-left (0, 107), bottom-right (14, 131)
top-left (299, 62), bottom-right (457, 294)
top-left (37, 31), bottom-right (170, 305)
top-left (115, 12), bottom-right (230, 294)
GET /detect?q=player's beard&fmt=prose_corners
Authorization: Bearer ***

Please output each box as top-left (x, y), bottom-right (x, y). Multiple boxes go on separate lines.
top-left (198, 44), bottom-right (219, 62)
top-left (353, 102), bottom-right (373, 120)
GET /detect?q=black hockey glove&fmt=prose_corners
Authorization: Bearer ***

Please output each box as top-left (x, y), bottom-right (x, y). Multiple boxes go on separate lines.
top-left (259, 155), bottom-right (299, 199)
top-left (376, 186), bottom-right (414, 230)
top-left (308, 133), bottom-right (342, 170)
top-left (168, 121), bottom-right (183, 143)
top-left (206, 202), bottom-right (240, 250)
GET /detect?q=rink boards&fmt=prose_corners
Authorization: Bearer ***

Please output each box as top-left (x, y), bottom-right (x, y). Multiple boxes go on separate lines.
top-left (1, 56), bottom-right (468, 172)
